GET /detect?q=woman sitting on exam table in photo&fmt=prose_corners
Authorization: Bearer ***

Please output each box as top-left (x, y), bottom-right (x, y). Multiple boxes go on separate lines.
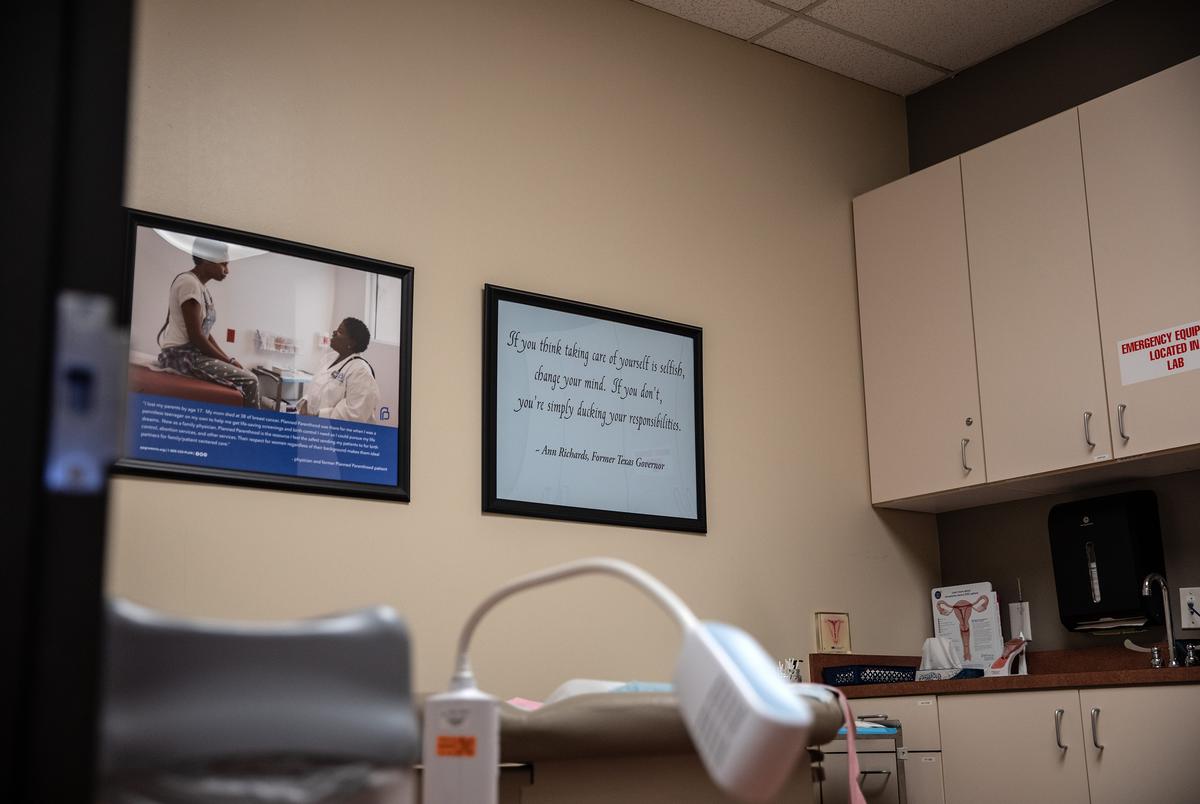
top-left (156, 238), bottom-right (260, 407)
top-left (296, 317), bottom-right (382, 423)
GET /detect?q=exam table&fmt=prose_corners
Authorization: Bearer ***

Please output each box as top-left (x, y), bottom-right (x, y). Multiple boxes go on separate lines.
top-left (128, 360), bottom-right (245, 407)
top-left (97, 597), bottom-right (843, 804)
top-left (416, 684), bottom-right (844, 803)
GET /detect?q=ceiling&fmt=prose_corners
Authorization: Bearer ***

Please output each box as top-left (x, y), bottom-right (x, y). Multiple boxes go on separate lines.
top-left (631, 0), bottom-right (1111, 95)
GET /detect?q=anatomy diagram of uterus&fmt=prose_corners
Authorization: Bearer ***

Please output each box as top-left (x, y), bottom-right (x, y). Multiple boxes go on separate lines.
top-left (825, 618), bottom-right (843, 644)
top-left (936, 596), bottom-right (989, 661)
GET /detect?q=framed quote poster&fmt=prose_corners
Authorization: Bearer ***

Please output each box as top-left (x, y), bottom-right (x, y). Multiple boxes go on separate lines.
top-left (116, 210), bottom-right (413, 501)
top-left (483, 285), bottom-right (706, 532)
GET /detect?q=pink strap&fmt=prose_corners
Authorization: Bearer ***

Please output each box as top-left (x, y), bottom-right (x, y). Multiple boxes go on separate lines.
top-left (826, 685), bottom-right (867, 804)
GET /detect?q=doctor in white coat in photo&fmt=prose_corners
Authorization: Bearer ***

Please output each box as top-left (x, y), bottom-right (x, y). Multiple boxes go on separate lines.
top-left (297, 317), bottom-right (382, 423)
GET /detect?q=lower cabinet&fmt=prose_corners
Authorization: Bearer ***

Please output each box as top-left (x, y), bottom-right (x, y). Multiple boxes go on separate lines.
top-left (938, 685), bottom-right (1197, 804)
top-left (840, 695), bottom-right (944, 804)
top-left (822, 744), bottom-right (903, 804)
top-left (1078, 685), bottom-right (1197, 804)
top-left (902, 752), bottom-right (946, 804)
top-left (850, 685), bottom-right (1196, 804)
top-left (939, 690), bottom-right (1090, 804)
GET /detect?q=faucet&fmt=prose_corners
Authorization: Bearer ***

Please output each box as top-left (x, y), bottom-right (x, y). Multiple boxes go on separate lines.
top-left (1141, 573), bottom-right (1179, 668)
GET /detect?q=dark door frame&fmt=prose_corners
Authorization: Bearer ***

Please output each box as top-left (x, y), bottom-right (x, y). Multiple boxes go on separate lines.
top-left (2, 2), bottom-right (131, 801)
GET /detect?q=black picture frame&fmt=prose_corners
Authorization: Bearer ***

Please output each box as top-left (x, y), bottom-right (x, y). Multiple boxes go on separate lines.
top-left (483, 285), bottom-right (706, 533)
top-left (116, 209), bottom-right (413, 502)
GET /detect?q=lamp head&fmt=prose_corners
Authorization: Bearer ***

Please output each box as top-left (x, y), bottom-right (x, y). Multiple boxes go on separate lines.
top-left (674, 622), bottom-right (813, 801)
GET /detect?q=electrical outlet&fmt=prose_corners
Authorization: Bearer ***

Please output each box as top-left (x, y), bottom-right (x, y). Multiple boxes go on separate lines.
top-left (1181, 587), bottom-right (1200, 630)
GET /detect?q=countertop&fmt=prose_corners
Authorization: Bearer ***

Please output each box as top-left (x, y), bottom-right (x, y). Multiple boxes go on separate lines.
top-left (809, 645), bottom-right (1200, 699)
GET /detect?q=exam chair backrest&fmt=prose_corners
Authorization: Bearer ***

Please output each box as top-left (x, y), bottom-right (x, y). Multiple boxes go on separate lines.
top-left (100, 598), bottom-right (418, 772)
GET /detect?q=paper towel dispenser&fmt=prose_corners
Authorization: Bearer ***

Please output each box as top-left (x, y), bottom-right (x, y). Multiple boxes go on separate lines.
top-left (1048, 490), bottom-right (1166, 634)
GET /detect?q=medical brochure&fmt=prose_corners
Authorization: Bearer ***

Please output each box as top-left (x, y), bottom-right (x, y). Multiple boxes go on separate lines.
top-left (931, 583), bottom-right (1004, 670)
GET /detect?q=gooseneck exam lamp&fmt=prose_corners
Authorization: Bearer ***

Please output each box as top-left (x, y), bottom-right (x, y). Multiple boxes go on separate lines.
top-left (421, 558), bottom-right (814, 803)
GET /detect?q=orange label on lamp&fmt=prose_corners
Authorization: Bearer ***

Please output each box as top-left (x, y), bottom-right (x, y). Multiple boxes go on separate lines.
top-left (436, 735), bottom-right (477, 757)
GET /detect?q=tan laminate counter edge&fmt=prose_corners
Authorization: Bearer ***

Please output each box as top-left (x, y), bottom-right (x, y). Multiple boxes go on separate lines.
top-left (833, 666), bottom-right (1200, 699)
top-left (809, 648), bottom-right (1200, 699)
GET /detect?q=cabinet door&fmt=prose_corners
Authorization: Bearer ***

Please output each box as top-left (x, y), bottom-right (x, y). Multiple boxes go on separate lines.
top-left (904, 753), bottom-right (946, 804)
top-left (1079, 56), bottom-right (1200, 457)
top-left (962, 110), bottom-right (1113, 481)
top-left (938, 691), bottom-right (1089, 804)
top-left (1079, 685), bottom-right (1200, 804)
top-left (854, 158), bottom-right (985, 503)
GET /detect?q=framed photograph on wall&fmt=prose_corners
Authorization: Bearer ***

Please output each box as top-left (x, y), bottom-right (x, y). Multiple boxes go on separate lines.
top-left (483, 285), bottom-right (706, 532)
top-left (116, 210), bottom-right (413, 501)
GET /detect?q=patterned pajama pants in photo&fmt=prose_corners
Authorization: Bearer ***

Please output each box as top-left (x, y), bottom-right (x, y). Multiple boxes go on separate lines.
top-left (158, 345), bottom-right (260, 407)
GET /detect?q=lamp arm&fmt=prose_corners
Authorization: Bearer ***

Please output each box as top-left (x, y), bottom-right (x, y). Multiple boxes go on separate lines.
top-left (449, 557), bottom-right (700, 690)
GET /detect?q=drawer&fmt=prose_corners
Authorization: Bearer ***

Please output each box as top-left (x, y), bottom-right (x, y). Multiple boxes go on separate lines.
top-left (850, 695), bottom-right (941, 751)
top-left (822, 751), bottom-right (900, 804)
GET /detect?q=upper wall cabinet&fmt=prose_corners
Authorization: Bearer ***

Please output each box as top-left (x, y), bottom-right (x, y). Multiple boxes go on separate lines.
top-left (961, 109), bottom-right (1112, 482)
top-left (1079, 57), bottom-right (1200, 459)
top-left (853, 56), bottom-right (1200, 510)
top-left (853, 158), bottom-right (985, 504)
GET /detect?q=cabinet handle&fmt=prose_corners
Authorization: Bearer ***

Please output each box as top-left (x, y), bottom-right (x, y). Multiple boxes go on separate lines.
top-left (1054, 708), bottom-right (1067, 751)
top-left (1117, 403), bottom-right (1129, 441)
top-left (1090, 707), bottom-right (1104, 750)
top-left (1083, 411), bottom-right (1095, 448)
top-left (858, 769), bottom-right (892, 789)
top-left (961, 438), bottom-right (972, 473)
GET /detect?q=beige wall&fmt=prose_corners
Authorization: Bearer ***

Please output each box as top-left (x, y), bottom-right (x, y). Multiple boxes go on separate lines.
top-left (109, 0), bottom-right (939, 697)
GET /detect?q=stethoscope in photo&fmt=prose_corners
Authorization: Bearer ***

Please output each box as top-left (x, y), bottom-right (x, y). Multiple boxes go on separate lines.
top-left (329, 353), bottom-right (375, 382)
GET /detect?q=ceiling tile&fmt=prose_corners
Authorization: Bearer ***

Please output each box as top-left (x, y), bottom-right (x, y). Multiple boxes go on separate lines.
top-left (810, 0), bottom-right (1108, 71)
top-left (766, 0), bottom-right (814, 10)
top-left (757, 18), bottom-right (946, 95)
top-left (632, 0), bottom-right (788, 40)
